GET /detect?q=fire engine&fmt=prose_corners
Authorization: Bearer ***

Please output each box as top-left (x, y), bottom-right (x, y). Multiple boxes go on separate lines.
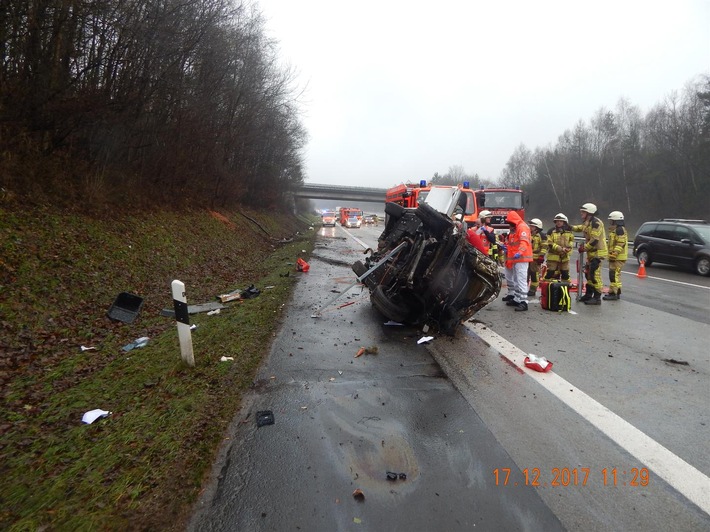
top-left (385, 180), bottom-right (525, 233)
top-left (339, 207), bottom-right (363, 226)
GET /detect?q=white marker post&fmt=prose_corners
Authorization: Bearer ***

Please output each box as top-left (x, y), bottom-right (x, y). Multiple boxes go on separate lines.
top-left (171, 280), bottom-right (195, 367)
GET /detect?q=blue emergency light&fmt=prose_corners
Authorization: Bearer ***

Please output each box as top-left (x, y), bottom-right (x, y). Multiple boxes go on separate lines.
top-left (419, 179), bottom-right (427, 187)
top-left (463, 181), bottom-right (470, 189)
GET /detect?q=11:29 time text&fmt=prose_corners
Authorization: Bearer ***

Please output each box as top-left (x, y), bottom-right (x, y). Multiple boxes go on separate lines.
top-left (493, 467), bottom-right (650, 487)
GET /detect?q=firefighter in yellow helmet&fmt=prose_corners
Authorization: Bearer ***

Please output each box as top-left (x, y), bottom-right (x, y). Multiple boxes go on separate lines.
top-left (527, 218), bottom-right (547, 296)
top-left (544, 213), bottom-right (575, 281)
top-left (603, 211), bottom-right (628, 300)
top-left (571, 203), bottom-right (608, 304)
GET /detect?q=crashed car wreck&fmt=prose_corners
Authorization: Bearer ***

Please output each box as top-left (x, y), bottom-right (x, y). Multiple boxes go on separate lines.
top-left (353, 186), bottom-right (502, 335)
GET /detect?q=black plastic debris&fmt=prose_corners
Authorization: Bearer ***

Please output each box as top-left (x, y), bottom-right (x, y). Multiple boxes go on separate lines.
top-left (241, 285), bottom-right (261, 299)
top-left (386, 471), bottom-right (407, 481)
top-left (107, 292), bottom-right (144, 324)
top-left (256, 410), bottom-right (274, 427)
top-left (663, 358), bottom-right (689, 366)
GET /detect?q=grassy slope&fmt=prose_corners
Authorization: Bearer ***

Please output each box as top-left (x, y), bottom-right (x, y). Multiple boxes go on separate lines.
top-left (0, 203), bottom-right (317, 530)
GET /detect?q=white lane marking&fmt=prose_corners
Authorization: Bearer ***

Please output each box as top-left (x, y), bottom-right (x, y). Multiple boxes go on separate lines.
top-left (465, 321), bottom-right (710, 516)
top-left (339, 225), bottom-right (371, 250)
top-left (620, 270), bottom-right (710, 290)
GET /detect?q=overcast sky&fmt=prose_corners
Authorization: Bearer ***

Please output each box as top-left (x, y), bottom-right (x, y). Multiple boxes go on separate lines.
top-left (259, 0), bottom-right (709, 188)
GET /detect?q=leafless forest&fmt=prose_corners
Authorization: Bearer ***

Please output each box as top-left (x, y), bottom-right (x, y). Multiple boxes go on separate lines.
top-left (1, 0), bottom-right (306, 208)
top-left (497, 78), bottom-right (710, 227)
top-left (1, 1), bottom-right (708, 223)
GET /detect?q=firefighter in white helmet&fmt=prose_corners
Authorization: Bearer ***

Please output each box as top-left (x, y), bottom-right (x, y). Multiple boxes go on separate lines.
top-left (571, 203), bottom-right (608, 304)
top-left (604, 211), bottom-right (628, 300)
top-left (544, 213), bottom-right (575, 281)
top-left (526, 218), bottom-right (547, 296)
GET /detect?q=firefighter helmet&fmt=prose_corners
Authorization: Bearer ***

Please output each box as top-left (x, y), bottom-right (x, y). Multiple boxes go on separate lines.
top-left (580, 203), bottom-right (597, 215)
top-left (529, 218), bottom-right (543, 230)
top-left (553, 213), bottom-right (568, 222)
top-left (479, 210), bottom-right (492, 219)
top-left (608, 211), bottom-right (624, 221)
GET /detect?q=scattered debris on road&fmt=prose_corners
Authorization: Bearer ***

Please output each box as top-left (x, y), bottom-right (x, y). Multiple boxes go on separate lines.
top-left (256, 410), bottom-right (275, 427)
top-left (663, 358), bottom-right (689, 366)
top-left (354, 346), bottom-right (378, 358)
top-left (524, 354), bottom-right (553, 372)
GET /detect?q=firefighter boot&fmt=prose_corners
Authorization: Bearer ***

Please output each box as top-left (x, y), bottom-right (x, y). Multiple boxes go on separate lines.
top-left (603, 291), bottom-right (618, 301)
top-left (585, 290), bottom-right (602, 305)
top-left (527, 286), bottom-right (537, 297)
top-left (578, 284), bottom-right (594, 302)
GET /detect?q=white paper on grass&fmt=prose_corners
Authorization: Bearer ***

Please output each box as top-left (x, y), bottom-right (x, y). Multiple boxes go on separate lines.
top-left (82, 409), bottom-right (111, 424)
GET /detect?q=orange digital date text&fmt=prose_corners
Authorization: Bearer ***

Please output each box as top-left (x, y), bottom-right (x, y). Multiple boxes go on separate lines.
top-left (493, 467), bottom-right (650, 487)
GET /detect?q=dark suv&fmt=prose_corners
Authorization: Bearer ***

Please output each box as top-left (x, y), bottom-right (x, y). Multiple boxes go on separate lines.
top-left (633, 219), bottom-right (710, 276)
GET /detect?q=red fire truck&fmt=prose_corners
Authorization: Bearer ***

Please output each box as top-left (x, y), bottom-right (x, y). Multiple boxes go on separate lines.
top-left (385, 180), bottom-right (525, 233)
top-left (339, 207), bottom-right (363, 226)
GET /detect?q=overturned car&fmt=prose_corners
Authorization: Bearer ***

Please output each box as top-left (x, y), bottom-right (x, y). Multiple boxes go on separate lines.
top-left (352, 186), bottom-right (502, 335)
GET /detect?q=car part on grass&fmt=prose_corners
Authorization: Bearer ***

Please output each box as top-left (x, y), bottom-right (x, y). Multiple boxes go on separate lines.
top-left (353, 189), bottom-right (501, 335)
top-left (107, 292), bottom-right (144, 323)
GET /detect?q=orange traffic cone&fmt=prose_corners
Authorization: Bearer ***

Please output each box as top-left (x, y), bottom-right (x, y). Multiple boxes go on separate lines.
top-left (637, 260), bottom-right (647, 278)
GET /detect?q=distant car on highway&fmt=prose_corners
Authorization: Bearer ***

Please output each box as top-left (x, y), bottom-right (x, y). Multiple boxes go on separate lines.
top-left (633, 219), bottom-right (710, 276)
top-left (363, 214), bottom-right (377, 225)
top-left (345, 216), bottom-right (361, 228)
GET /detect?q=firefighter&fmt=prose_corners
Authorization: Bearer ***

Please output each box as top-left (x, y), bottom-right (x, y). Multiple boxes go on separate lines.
top-left (571, 203), bottom-right (608, 305)
top-left (526, 218), bottom-right (547, 296)
top-left (544, 213), bottom-right (575, 281)
top-left (604, 211), bottom-right (628, 300)
top-left (502, 211), bottom-right (533, 311)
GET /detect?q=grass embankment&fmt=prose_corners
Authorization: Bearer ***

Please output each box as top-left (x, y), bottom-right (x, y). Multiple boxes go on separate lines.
top-left (0, 203), bottom-right (317, 530)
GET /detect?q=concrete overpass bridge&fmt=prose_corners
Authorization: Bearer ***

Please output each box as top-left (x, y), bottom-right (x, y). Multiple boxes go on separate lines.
top-left (295, 183), bottom-right (387, 203)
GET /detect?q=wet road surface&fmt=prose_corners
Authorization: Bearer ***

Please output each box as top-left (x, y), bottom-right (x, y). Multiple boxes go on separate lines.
top-left (189, 228), bottom-right (563, 531)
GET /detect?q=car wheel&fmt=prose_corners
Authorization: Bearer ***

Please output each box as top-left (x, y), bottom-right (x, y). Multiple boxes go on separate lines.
top-left (636, 248), bottom-right (653, 267)
top-left (695, 256), bottom-right (710, 276)
top-left (371, 285), bottom-right (411, 323)
top-left (415, 202), bottom-right (453, 234)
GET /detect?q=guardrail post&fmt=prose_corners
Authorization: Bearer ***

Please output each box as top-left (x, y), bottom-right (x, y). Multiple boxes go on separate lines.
top-left (171, 280), bottom-right (195, 367)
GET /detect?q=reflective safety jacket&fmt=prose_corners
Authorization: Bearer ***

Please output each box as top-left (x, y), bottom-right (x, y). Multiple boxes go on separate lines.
top-left (546, 225), bottom-right (575, 261)
top-left (571, 216), bottom-right (608, 259)
top-left (504, 211), bottom-right (533, 267)
top-left (477, 223), bottom-right (498, 259)
top-left (607, 223), bottom-right (628, 261)
top-left (531, 231), bottom-right (547, 260)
